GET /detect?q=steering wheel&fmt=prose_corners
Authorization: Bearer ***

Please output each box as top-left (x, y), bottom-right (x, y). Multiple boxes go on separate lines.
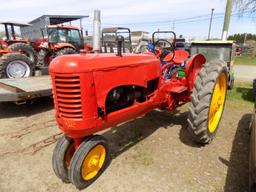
top-left (154, 39), bottom-right (175, 62)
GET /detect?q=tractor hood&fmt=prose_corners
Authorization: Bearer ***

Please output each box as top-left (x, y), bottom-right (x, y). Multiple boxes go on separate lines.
top-left (49, 53), bottom-right (160, 74)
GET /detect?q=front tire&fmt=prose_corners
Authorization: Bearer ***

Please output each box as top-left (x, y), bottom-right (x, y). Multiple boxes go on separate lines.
top-left (52, 136), bottom-right (75, 183)
top-left (69, 135), bottom-right (111, 190)
top-left (187, 60), bottom-right (228, 144)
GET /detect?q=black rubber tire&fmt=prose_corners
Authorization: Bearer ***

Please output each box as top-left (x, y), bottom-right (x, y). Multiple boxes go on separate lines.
top-left (8, 43), bottom-right (37, 64)
top-left (69, 135), bottom-right (111, 190)
top-left (52, 136), bottom-right (74, 183)
top-left (37, 49), bottom-right (52, 67)
top-left (56, 47), bottom-right (77, 56)
top-left (0, 53), bottom-right (33, 78)
top-left (228, 77), bottom-right (234, 90)
top-left (253, 79), bottom-right (256, 102)
top-left (187, 60), bottom-right (228, 144)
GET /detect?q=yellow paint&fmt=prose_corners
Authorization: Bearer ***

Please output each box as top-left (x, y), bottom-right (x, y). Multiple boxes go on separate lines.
top-left (81, 144), bottom-right (106, 180)
top-left (208, 72), bottom-right (227, 133)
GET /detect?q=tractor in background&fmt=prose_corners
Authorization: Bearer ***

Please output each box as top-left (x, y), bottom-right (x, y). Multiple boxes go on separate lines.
top-left (0, 22), bottom-right (35, 78)
top-left (0, 21), bottom-right (37, 63)
top-left (37, 24), bottom-right (89, 67)
top-left (190, 40), bottom-right (235, 89)
top-left (50, 30), bottom-right (228, 190)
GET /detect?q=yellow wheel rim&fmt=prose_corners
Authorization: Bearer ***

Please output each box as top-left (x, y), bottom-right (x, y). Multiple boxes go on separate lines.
top-left (81, 144), bottom-right (106, 180)
top-left (208, 72), bottom-right (227, 133)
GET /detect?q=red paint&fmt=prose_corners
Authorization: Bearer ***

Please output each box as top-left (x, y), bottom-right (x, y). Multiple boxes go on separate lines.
top-left (49, 51), bottom-right (206, 144)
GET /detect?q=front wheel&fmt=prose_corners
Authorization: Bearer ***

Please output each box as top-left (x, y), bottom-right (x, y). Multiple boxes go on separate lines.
top-left (69, 135), bottom-right (111, 190)
top-left (52, 136), bottom-right (75, 183)
top-left (187, 60), bottom-right (228, 144)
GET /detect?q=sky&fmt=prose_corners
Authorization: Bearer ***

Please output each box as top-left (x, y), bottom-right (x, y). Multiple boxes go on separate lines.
top-left (0, 0), bottom-right (255, 39)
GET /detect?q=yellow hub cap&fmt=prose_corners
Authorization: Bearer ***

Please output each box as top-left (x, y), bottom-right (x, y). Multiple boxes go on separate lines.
top-left (81, 145), bottom-right (106, 180)
top-left (208, 72), bottom-right (227, 133)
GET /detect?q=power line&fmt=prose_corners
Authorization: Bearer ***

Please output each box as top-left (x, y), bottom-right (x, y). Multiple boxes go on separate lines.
top-left (101, 10), bottom-right (251, 27)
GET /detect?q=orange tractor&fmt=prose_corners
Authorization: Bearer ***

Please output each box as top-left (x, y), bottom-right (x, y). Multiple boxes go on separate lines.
top-left (49, 30), bottom-right (228, 189)
top-left (37, 24), bottom-right (88, 67)
top-left (0, 22), bottom-right (35, 78)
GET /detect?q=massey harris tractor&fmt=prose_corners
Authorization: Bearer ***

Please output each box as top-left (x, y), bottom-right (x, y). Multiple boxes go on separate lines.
top-left (49, 31), bottom-right (228, 190)
top-left (37, 24), bottom-right (85, 67)
top-left (190, 40), bottom-right (235, 89)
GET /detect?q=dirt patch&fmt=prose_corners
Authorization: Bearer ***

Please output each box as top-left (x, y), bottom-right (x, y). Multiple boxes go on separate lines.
top-left (0, 97), bottom-right (252, 192)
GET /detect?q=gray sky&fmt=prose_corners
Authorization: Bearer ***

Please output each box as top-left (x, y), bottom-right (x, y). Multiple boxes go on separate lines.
top-left (0, 0), bottom-right (255, 39)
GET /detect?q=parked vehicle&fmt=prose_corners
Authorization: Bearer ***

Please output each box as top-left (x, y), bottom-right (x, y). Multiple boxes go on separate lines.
top-left (190, 40), bottom-right (235, 89)
top-left (50, 30), bottom-right (228, 190)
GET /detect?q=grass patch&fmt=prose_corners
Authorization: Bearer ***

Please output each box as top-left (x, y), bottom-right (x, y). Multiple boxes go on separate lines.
top-left (234, 55), bottom-right (256, 65)
top-left (227, 81), bottom-right (254, 108)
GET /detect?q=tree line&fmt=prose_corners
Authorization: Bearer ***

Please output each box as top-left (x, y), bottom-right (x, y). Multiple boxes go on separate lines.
top-left (228, 33), bottom-right (256, 44)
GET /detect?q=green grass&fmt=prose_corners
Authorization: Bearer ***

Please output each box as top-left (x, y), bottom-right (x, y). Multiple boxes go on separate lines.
top-left (234, 55), bottom-right (256, 65)
top-left (227, 81), bottom-right (254, 108)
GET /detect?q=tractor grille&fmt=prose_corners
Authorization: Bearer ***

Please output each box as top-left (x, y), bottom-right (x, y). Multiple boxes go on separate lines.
top-left (54, 75), bottom-right (83, 119)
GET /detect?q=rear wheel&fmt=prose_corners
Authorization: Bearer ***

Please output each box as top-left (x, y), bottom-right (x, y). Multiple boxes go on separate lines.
top-left (56, 48), bottom-right (77, 56)
top-left (8, 43), bottom-right (37, 64)
top-left (187, 60), bottom-right (228, 144)
top-left (0, 53), bottom-right (33, 78)
top-left (37, 49), bottom-right (52, 67)
top-left (69, 135), bottom-right (111, 190)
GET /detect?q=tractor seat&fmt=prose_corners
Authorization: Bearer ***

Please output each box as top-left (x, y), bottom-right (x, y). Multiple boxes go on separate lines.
top-left (163, 50), bottom-right (189, 64)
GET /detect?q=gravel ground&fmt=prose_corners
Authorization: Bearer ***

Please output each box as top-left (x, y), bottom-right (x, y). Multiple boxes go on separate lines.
top-left (0, 96), bottom-right (252, 192)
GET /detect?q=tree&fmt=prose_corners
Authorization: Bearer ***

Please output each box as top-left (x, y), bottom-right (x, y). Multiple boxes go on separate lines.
top-left (235, 0), bottom-right (256, 14)
top-left (228, 33), bottom-right (256, 44)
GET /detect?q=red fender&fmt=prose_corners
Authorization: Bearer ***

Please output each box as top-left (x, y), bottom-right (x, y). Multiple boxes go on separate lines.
top-left (185, 54), bottom-right (206, 91)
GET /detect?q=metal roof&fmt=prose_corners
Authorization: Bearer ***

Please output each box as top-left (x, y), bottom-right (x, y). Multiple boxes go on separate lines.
top-left (0, 21), bottom-right (31, 27)
top-left (29, 15), bottom-right (88, 25)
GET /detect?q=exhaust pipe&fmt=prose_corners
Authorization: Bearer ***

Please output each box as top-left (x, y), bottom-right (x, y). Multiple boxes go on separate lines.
top-left (93, 10), bottom-right (101, 53)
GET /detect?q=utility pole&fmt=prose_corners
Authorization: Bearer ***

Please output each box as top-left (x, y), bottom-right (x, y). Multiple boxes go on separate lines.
top-left (208, 8), bottom-right (214, 40)
top-left (172, 21), bottom-right (175, 31)
top-left (222, 0), bottom-right (232, 40)
top-left (243, 33), bottom-right (247, 45)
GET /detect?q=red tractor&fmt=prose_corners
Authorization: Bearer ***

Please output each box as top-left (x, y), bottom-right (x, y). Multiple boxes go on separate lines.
top-left (0, 22), bottom-right (37, 63)
top-left (49, 31), bottom-right (228, 189)
top-left (0, 22), bottom-right (35, 78)
top-left (37, 24), bottom-right (86, 67)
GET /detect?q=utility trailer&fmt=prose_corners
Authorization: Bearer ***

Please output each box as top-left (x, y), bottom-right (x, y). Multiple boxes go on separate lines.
top-left (0, 75), bottom-right (52, 103)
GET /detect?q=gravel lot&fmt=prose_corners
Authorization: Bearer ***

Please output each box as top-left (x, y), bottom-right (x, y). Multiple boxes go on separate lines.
top-left (0, 93), bottom-right (252, 192)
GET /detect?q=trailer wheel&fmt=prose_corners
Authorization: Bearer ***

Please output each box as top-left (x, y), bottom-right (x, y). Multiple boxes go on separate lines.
top-left (56, 48), bottom-right (77, 56)
top-left (69, 135), bottom-right (111, 190)
top-left (187, 60), bottom-right (228, 144)
top-left (0, 53), bottom-right (33, 78)
top-left (37, 49), bottom-right (52, 67)
top-left (52, 136), bottom-right (75, 183)
top-left (8, 43), bottom-right (37, 64)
